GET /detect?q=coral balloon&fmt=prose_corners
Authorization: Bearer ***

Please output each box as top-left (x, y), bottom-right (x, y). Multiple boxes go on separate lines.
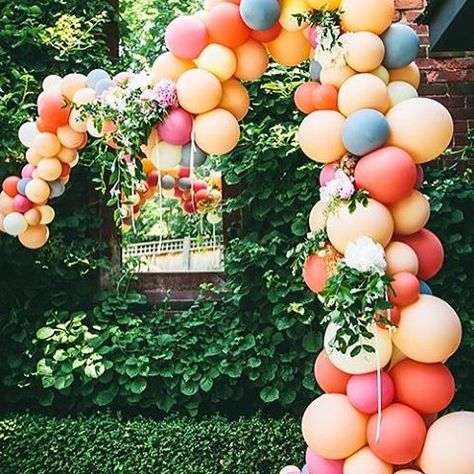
top-left (219, 79), bottom-right (250, 121)
top-left (250, 22), bottom-right (282, 42)
top-left (344, 447), bottom-right (393, 474)
top-left (340, 0), bottom-right (394, 35)
top-left (302, 394), bottom-right (368, 460)
top-left (419, 412), bottom-right (474, 474)
top-left (303, 254), bottom-right (329, 294)
top-left (354, 146), bottom-right (417, 204)
top-left (314, 350), bottom-right (351, 394)
top-left (390, 359), bottom-right (455, 414)
top-left (194, 108), bottom-right (240, 155)
top-left (151, 52), bottom-right (195, 82)
top-left (338, 73), bottom-right (389, 117)
top-left (306, 448), bottom-right (344, 474)
top-left (233, 39), bottom-right (269, 81)
top-left (309, 200), bottom-right (327, 232)
top-left (312, 84), bottom-right (338, 110)
top-left (388, 81), bottom-right (418, 108)
top-left (165, 16), bottom-right (208, 60)
top-left (345, 32), bottom-right (385, 73)
top-left (19, 224), bottom-right (49, 249)
top-left (2, 176), bottom-right (20, 198)
top-left (37, 91), bottom-right (70, 129)
top-left (388, 272), bottom-right (420, 307)
top-left (382, 24), bottom-right (420, 70)
top-left (279, 0), bottom-right (311, 32)
top-left (267, 29), bottom-right (310, 66)
top-left (294, 82), bottom-right (318, 114)
top-left (207, 3), bottom-right (250, 48)
top-left (156, 108), bottom-right (193, 146)
top-left (320, 65), bottom-right (356, 90)
top-left (298, 111), bottom-right (346, 163)
top-left (387, 98), bottom-right (454, 164)
top-left (367, 403), bottom-right (426, 465)
top-left (326, 199), bottom-right (394, 253)
top-left (196, 44), bottom-right (237, 81)
top-left (32, 132), bottom-right (61, 157)
top-left (389, 62), bottom-right (420, 89)
top-left (176, 69), bottom-right (223, 114)
top-left (393, 295), bottom-right (462, 363)
top-left (240, 0), bottom-right (281, 31)
top-left (388, 190), bottom-right (430, 236)
top-left (60, 73), bottom-right (87, 101)
top-left (384, 241), bottom-right (419, 276)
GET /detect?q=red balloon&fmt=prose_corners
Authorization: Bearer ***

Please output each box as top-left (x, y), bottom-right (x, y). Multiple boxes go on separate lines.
top-left (390, 359), bottom-right (455, 414)
top-left (195, 188), bottom-right (211, 203)
top-left (178, 166), bottom-right (191, 178)
top-left (367, 403), bottom-right (427, 465)
top-left (396, 229), bottom-right (444, 280)
top-left (354, 146), bottom-right (417, 204)
top-left (2, 176), bottom-right (20, 197)
top-left (314, 350), bottom-right (351, 394)
top-left (183, 200), bottom-right (197, 213)
top-left (303, 254), bottom-right (328, 294)
top-left (207, 3), bottom-right (250, 48)
top-left (250, 22), bottom-right (282, 43)
top-left (37, 91), bottom-right (70, 129)
top-left (312, 84), bottom-right (338, 110)
top-left (294, 82), bottom-right (318, 114)
top-left (388, 272), bottom-right (420, 307)
top-left (193, 179), bottom-right (208, 192)
top-left (147, 170), bottom-right (159, 187)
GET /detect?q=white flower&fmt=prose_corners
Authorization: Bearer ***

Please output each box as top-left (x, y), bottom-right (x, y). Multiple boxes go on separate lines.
top-left (344, 236), bottom-right (387, 275)
top-left (320, 169), bottom-right (355, 203)
top-left (128, 72), bottom-right (151, 90)
top-left (314, 26), bottom-right (347, 68)
top-left (320, 178), bottom-right (339, 204)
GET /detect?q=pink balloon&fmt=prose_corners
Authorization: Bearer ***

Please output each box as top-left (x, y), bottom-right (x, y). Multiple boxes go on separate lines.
top-left (306, 448), bottom-right (344, 474)
top-left (308, 27), bottom-right (318, 49)
top-left (157, 108), bottom-right (193, 146)
top-left (165, 16), bottom-right (208, 60)
top-left (319, 163), bottom-right (337, 186)
top-left (113, 71), bottom-right (135, 84)
top-left (12, 195), bottom-right (33, 213)
top-left (415, 165), bottom-right (424, 189)
top-left (347, 371), bottom-right (395, 415)
top-left (21, 164), bottom-right (36, 179)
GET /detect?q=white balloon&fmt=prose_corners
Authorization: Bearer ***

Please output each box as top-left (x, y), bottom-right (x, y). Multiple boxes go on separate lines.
top-left (42, 74), bottom-right (62, 92)
top-left (86, 118), bottom-right (104, 138)
top-left (18, 122), bottom-right (39, 148)
top-left (3, 212), bottom-right (28, 236)
top-left (151, 142), bottom-right (182, 170)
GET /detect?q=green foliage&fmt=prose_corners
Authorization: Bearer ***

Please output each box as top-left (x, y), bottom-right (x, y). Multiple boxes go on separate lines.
top-left (0, 413), bottom-right (304, 474)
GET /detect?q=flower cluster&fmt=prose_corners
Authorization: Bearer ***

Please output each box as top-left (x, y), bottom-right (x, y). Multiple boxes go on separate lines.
top-left (320, 168), bottom-right (355, 204)
top-left (344, 236), bottom-right (387, 275)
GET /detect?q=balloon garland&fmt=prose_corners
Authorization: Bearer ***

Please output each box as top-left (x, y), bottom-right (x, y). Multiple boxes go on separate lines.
top-left (1, 0), bottom-right (473, 471)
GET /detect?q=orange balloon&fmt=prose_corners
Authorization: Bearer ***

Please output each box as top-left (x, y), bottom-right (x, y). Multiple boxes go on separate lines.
top-left (303, 254), bottom-right (328, 293)
top-left (390, 359), bottom-right (455, 414)
top-left (151, 52), bottom-right (195, 82)
top-left (60, 73), bottom-right (87, 101)
top-left (142, 158), bottom-right (156, 173)
top-left (367, 403), bottom-right (427, 465)
top-left (320, 65), bottom-right (356, 90)
top-left (56, 125), bottom-right (86, 149)
top-left (233, 39), bottom-right (269, 81)
top-left (19, 224), bottom-right (49, 249)
top-left (32, 132), bottom-right (61, 157)
top-left (219, 78), bottom-right (250, 121)
top-left (341, 0), bottom-right (394, 35)
top-left (314, 351), bottom-right (351, 394)
top-left (388, 190), bottom-right (431, 236)
top-left (24, 208), bottom-right (42, 226)
top-left (37, 91), bottom-right (70, 129)
top-left (207, 3), bottom-right (250, 48)
top-left (294, 82), bottom-right (318, 114)
top-left (176, 68), bottom-right (223, 114)
top-left (389, 272), bottom-right (420, 307)
top-left (389, 62), bottom-right (421, 89)
top-left (384, 241), bottom-right (419, 276)
top-left (57, 147), bottom-right (78, 165)
top-left (267, 29), bottom-right (310, 66)
top-left (312, 84), bottom-right (338, 110)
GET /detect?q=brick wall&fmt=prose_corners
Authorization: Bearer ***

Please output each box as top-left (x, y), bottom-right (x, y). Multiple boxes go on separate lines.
top-left (395, 0), bottom-right (474, 147)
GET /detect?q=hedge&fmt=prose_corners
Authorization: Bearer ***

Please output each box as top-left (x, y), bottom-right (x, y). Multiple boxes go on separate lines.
top-left (0, 413), bottom-right (303, 474)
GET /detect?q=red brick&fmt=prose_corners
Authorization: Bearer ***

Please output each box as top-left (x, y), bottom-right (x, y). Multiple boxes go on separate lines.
top-left (454, 121), bottom-right (468, 133)
top-left (449, 83), bottom-right (474, 95)
top-left (426, 70), bottom-right (468, 83)
top-left (393, 10), bottom-right (402, 22)
top-left (450, 108), bottom-right (474, 120)
top-left (406, 10), bottom-right (424, 22)
top-left (395, 0), bottom-right (424, 9)
top-left (418, 83), bottom-right (449, 96)
top-left (436, 96), bottom-right (467, 108)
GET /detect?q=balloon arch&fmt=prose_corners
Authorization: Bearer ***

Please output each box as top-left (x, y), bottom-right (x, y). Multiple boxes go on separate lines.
top-left (1, 0), bottom-right (473, 472)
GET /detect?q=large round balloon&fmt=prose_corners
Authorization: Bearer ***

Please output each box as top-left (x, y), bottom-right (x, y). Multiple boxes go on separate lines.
top-left (326, 199), bottom-right (394, 253)
top-left (219, 78), bottom-right (250, 121)
top-left (314, 350), bottom-right (351, 394)
top-left (340, 0), bottom-right (394, 35)
top-left (389, 62), bottom-right (420, 88)
top-left (233, 39), bottom-right (269, 81)
top-left (196, 44), bottom-right (237, 82)
top-left (347, 371), bottom-right (394, 415)
top-left (156, 108), bottom-right (193, 146)
top-left (384, 241), bottom-right (419, 276)
top-left (306, 448), bottom-right (343, 474)
top-left (151, 52), bottom-right (195, 82)
top-left (298, 111), bottom-right (346, 163)
top-left (345, 32), bottom-right (385, 73)
top-left (267, 29), bottom-right (310, 66)
top-left (382, 24), bottom-right (420, 69)
top-left (388, 190), bottom-right (430, 236)
top-left (387, 98), bottom-right (454, 164)
top-left (343, 447), bottom-right (393, 474)
top-left (392, 295), bottom-right (462, 363)
top-left (324, 322), bottom-right (393, 375)
top-left (367, 403), bottom-right (426, 465)
top-left (207, 3), bottom-right (250, 48)
top-left (165, 16), bottom-right (208, 60)
top-left (342, 109), bottom-right (389, 156)
top-left (37, 91), bottom-right (70, 129)
top-left (303, 254), bottom-right (329, 294)
top-left (419, 412), bottom-right (474, 474)
top-left (338, 74), bottom-right (389, 117)
top-left (390, 359), bottom-right (455, 415)
top-left (240, 0), bottom-right (280, 31)
top-left (302, 394), bottom-right (368, 460)
top-left (19, 224), bottom-right (49, 249)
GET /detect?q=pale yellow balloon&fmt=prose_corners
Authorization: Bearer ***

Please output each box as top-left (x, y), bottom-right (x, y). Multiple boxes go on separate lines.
top-left (338, 73), bottom-right (389, 117)
top-left (384, 241), bottom-right (419, 276)
top-left (388, 81), bottom-right (419, 108)
top-left (341, 0), bottom-right (394, 35)
top-left (307, 0), bottom-right (341, 10)
top-left (37, 205), bottom-right (56, 225)
top-left (389, 62), bottom-right (421, 89)
top-left (302, 394), bottom-right (369, 460)
top-left (267, 29), bottom-right (310, 67)
top-left (151, 52), bottom-right (195, 83)
top-left (196, 44), bottom-right (237, 82)
top-left (388, 190), bottom-right (430, 236)
top-left (393, 295), bottom-right (462, 364)
top-left (419, 412), bottom-right (474, 474)
top-left (309, 200), bottom-right (327, 232)
top-left (320, 65), bottom-right (356, 90)
top-left (279, 0), bottom-right (311, 32)
top-left (233, 40), bottom-right (269, 81)
top-left (371, 65), bottom-right (390, 85)
top-left (151, 142), bottom-right (182, 170)
top-left (387, 98), bottom-right (454, 164)
top-left (37, 157), bottom-right (62, 182)
top-left (298, 111), bottom-right (346, 163)
top-left (326, 199), bottom-right (394, 253)
top-left (344, 446), bottom-right (393, 474)
top-left (345, 32), bottom-right (385, 73)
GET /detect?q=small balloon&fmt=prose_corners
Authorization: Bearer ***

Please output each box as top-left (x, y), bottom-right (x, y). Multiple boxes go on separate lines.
top-left (181, 143), bottom-right (208, 167)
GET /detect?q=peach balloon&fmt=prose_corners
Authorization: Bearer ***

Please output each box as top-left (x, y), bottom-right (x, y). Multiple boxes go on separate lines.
top-left (326, 199), bottom-right (394, 253)
top-left (419, 412), bottom-right (474, 474)
top-left (37, 158), bottom-right (62, 182)
top-left (32, 132), bottom-right (61, 157)
top-left (233, 39), bottom-right (269, 81)
top-left (267, 29), bottom-right (310, 66)
top-left (371, 65), bottom-right (390, 85)
top-left (314, 350), bottom-right (351, 394)
top-left (219, 79), bottom-right (250, 121)
top-left (344, 447), bottom-right (393, 474)
top-left (320, 65), bottom-right (356, 90)
top-left (151, 52), bottom-right (194, 82)
top-left (194, 108), bottom-right (240, 155)
top-left (196, 44), bottom-right (237, 82)
top-left (0, 192), bottom-right (14, 215)
top-left (24, 208), bottom-right (42, 226)
top-left (309, 200), bottom-right (327, 232)
top-left (338, 73), bottom-right (389, 117)
top-left (387, 98), bottom-right (454, 164)
top-left (19, 224), bottom-right (49, 249)
top-left (340, 0), bottom-right (394, 35)
top-left (345, 32), bottom-right (385, 73)
top-left (307, 0), bottom-right (340, 9)
top-left (388, 191), bottom-right (431, 236)
top-left (26, 148), bottom-right (42, 166)
top-left (388, 81), bottom-right (419, 108)
top-left (176, 68), bottom-right (223, 114)
top-left (56, 125), bottom-right (86, 149)
top-left (303, 254), bottom-right (329, 294)
top-left (302, 394), bottom-right (368, 460)
top-left (393, 295), bottom-right (462, 364)
top-left (279, 0), bottom-right (311, 32)
top-left (60, 73), bottom-right (87, 101)
top-left (68, 109), bottom-right (88, 133)
top-left (294, 82), bottom-right (318, 114)
top-left (298, 111), bottom-right (346, 163)
top-left (384, 241), bottom-right (419, 276)
top-left (389, 62), bottom-right (421, 89)
top-left (57, 147), bottom-right (78, 165)
top-left (25, 179), bottom-right (50, 204)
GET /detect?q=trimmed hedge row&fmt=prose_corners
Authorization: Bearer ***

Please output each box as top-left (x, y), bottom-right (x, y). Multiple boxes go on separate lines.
top-left (0, 413), bottom-right (303, 474)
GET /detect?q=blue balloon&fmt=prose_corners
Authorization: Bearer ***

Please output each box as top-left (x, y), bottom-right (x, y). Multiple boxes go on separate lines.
top-left (87, 69), bottom-right (110, 89)
top-left (342, 108), bottom-right (390, 156)
top-left (95, 78), bottom-right (115, 95)
top-left (310, 60), bottom-right (322, 82)
top-left (17, 178), bottom-right (31, 196)
top-left (161, 175), bottom-right (175, 190)
top-left (178, 177), bottom-right (192, 192)
top-left (301, 466), bottom-right (309, 474)
top-left (420, 280), bottom-right (433, 295)
top-left (49, 180), bottom-right (65, 199)
top-left (240, 0), bottom-right (280, 31)
top-left (181, 143), bottom-right (207, 167)
top-left (382, 24), bottom-right (420, 69)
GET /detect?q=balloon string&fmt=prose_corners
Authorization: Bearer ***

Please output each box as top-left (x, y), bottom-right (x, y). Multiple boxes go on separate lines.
top-left (190, 124), bottom-right (196, 212)
top-left (131, 158), bottom-right (137, 235)
top-left (157, 166), bottom-right (163, 257)
top-left (375, 323), bottom-right (382, 444)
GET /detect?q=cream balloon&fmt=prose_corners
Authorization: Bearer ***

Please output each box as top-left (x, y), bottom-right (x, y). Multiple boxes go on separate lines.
top-left (345, 32), bottom-right (385, 73)
top-left (18, 122), bottom-right (40, 148)
top-left (384, 241), bottom-right (419, 276)
top-left (37, 205), bottom-right (56, 225)
top-left (3, 212), bottom-right (28, 236)
top-left (371, 65), bottom-right (390, 85)
top-left (388, 81), bottom-right (419, 108)
top-left (42, 74), bottom-right (62, 92)
top-left (151, 142), bottom-right (182, 170)
top-left (388, 343), bottom-right (408, 371)
top-left (388, 190), bottom-right (431, 236)
top-left (309, 200), bottom-right (327, 232)
top-left (344, 446), bottom-right (393, 474)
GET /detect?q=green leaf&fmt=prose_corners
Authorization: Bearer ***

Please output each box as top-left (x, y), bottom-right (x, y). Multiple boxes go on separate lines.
top-left (302, 332), bottom-right (322, 353)
top-left (199, 377), bottom-right (214, 392)
top-left (36, 327), bottom-right (54, 340)
top-left (129, 378), bottom-right (147, 394)
top-left (260, 387), bottom-right (280, 403)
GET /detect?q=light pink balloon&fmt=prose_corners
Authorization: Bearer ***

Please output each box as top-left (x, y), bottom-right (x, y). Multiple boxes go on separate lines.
top-left (347, 371), bottom-right (395, 415)
top-left (157, 108), bottom-right (193, 146)
top-left (319, 163), bottom-right (337, 186)
top-left (165, 16), bottom-right (208, 60)
top-left (21, 164), bottom-right (36, 179)
top-left (306, 448), bottom-right (344, 474)
top-left (113, 71), bottom-right (135, 85)
top-left (308, 27), bottom-right (318, 49)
